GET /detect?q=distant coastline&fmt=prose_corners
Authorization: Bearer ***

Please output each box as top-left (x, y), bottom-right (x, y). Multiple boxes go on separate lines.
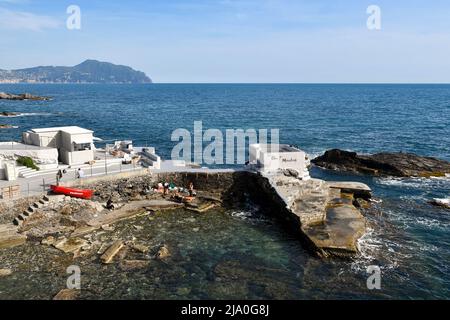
top-left (0, 60), bottom-right (152, 84)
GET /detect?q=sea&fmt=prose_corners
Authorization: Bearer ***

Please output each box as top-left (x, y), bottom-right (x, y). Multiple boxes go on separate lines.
top-left (0, 84), bottom-right (449, 299)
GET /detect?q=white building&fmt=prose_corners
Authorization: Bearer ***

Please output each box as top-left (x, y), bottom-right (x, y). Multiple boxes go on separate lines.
top-left (0, 142), bottom-right (60, 179)
top-left (249, 144), bottom-right (310, 179)
top-left (22, 126), bottom-right (95, 166)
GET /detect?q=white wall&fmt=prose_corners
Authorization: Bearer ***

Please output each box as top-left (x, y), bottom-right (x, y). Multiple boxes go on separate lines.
top-left (260, 150), bottom-right (307, 175)
top-left (23, 131), bottom-right (60, 147)
top-left (0, 160), bottom-right (5, 180)
top-left (249, 144), bottom-right (261, 164)
top-left (0, 148), bottom-right (58, 169)
top-left (61, 149), bottom-right (94, 165)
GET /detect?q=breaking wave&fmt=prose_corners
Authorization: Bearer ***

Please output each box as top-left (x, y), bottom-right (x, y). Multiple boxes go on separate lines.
top-left (375, 176), bottom-right (450, 190)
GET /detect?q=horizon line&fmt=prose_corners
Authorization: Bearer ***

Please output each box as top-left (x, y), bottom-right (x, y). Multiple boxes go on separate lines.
top-left (1, 82), bottom-right (450, 85)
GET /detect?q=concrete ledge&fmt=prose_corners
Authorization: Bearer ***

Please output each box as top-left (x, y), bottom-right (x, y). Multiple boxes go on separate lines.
top-left (61, 169), bottom-right (150, 187)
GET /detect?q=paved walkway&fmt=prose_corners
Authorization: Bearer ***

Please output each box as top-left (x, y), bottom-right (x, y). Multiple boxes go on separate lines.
top-left (0, 162), bottom-right (142, 199)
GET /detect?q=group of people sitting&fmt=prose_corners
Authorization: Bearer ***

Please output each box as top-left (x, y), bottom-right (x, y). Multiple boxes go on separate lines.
top-left (154, 181), bottom-right (196, 202)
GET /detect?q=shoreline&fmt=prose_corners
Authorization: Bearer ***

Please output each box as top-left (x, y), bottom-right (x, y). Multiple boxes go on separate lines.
top-left (0, 168), bottom-right (371, 258)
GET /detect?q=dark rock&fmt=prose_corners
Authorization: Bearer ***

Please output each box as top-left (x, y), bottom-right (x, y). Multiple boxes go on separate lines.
top-left (1, 111), bottom-right (20, 117)
top-left (283, 168), bottom-right (299, 178)
top-left (354, 198), bottom-right (371, 209)
top-left (0, 92), bottom-right (50, 101)
top-left (0, 124), bottom-right (17, 129)
top-left (428, 198), bottom-right (450, 210)
top-left (312, 149), bottom-right (450, 177)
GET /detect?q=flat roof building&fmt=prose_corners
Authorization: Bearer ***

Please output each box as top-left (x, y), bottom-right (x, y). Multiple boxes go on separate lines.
top-left (22, 126), bottom-right (95, 166)
top-left (249, 144), bottom-right (310, 179)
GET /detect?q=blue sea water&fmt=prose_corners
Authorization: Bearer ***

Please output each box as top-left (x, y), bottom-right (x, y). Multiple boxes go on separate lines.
top-left (0, 84), bottom-right (449, 299)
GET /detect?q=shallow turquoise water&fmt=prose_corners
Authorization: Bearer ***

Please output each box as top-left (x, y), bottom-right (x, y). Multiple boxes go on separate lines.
top-left (0, 84), bottom-right (449, 299)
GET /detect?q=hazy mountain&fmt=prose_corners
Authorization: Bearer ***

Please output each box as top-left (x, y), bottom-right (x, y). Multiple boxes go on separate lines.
top-left (0, 60), bottom-right (152, 84)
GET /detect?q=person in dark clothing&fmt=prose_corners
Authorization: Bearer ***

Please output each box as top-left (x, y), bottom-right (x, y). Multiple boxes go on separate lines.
top-left (106, 197), bottom-right (114, 211)
top-left (56, 169), bottom-right (63, 185)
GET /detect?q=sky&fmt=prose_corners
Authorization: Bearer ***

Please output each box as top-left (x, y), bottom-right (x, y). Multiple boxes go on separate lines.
top-left (1, 0), bottom-right (450, 83)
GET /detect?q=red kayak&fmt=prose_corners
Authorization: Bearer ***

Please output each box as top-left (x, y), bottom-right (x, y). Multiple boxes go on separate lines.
top-left (50, 185), bottom-right (93, 199)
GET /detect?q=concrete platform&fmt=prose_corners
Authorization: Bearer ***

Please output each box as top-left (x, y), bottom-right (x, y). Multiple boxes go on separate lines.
top-left (86, 199), bottom-right (183, 227)
top-left (263, 173), bottom-right (370, 257)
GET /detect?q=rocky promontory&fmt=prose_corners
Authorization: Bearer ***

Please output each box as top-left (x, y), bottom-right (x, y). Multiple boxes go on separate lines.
top-left (0, 124), bottom-right (17, 129)
top-left (0, 112), bottom-right (19, 117)
top-left (429, 198), bottom-right (450, 210)
top-left (312, 149), bottom-right (450, 177)
top-left (0, 92), bottom-right (50, 101)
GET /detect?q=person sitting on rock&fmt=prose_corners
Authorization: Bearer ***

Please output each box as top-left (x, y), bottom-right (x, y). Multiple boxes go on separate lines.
top-left (106, 197), bottom-right (115, 211)
top-left (163, 182), bottom-right (169, 196)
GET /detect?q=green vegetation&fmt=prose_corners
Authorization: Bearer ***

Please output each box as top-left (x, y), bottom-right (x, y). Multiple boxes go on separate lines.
top-left (16, 156), bottom-right (39, 171)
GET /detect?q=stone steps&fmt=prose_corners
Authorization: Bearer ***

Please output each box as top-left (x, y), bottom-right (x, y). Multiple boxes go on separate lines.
top-left (17, 166), bottom-right (38, 178)
top-left (13, 195), bottom-right (50, 226)
top-left (12, 194), bottom-right (66, 226)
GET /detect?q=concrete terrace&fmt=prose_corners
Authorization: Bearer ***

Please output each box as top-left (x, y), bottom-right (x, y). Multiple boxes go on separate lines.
top-left (261, 172), bottom-right (370, 257)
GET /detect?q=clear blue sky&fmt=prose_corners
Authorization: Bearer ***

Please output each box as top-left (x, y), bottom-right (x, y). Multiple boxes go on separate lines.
top-left (1, 0), bottom-right (450, 83)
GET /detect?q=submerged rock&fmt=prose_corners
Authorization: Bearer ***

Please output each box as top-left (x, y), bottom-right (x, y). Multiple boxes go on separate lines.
top-left (53, 289), bottom-right (79, 300)
top-left (155, 244), bottom-right (171, 260)
top-left (100, 240), bottom-right (124, 264)
top-left (130, 243), bottom-right (149, 254)
top-left (119, 259), bottom-right (150, 271)
top-left (53, 237), bottom-right (89, 254)
top-left (41, 236), bottom-right (56, 246)
top-left (0, 268), bottom-right (12, 277)
top-left (312, 149), bottom-right (450, 177)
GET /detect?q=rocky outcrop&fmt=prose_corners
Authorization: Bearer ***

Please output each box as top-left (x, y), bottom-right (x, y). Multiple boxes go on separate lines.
top-left (1, 112), bottom-right (20, 117)
top-left (0, 124), bottom-right (17, 129)
top-left (0, 92), bottom-right (50, 100)
top-left (429, 198), bottom-right (450, 210)
top-left (312, 149), bottom-right (450, 177)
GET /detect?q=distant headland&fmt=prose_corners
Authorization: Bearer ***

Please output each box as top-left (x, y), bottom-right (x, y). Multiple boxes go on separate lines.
top-left (0, 60), bottom-right (152, 84)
